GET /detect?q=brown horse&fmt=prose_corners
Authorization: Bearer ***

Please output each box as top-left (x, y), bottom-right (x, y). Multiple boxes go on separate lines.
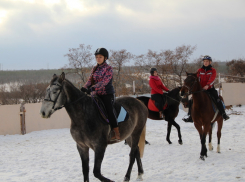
top-left (180, 72), bottom-right (223, 160)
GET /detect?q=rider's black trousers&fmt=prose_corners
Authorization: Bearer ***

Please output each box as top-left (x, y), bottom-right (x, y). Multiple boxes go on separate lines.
top-left (98, 94), bottom-right (118, 129)
top-left (151, 94), bottom-right (166, 112)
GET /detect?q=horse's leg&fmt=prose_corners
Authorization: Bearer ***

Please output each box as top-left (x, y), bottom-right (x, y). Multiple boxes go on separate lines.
top-left (124, 140), bottom-right (139, 182)
top-left (77, 145), bottom-right (89, 182)
top-left (208, 123), bottom-right (214, 151)
top-left (93, 145), bottom-right (113, 182)
top-left (200, 124), bottom-right (211, 160)
top-left (135, 146), bottom-right (144, 181)
top-left (194, 122), bottom-right (205, 160)
top-left (217, 118), bottom-right (223, 153)
top-left (170, 119), bottom-right (183, 145)
top-left (166, 122), bottom-right (172, 144)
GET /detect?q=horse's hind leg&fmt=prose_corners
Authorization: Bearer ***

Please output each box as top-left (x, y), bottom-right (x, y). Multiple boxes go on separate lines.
top-left (77, 145), bottom-right (89, 182)
top-left (124, 139), bottom-right (139, 182)
top-left (135, 146), bottom-right (144, 181)
top-left (217, 118), bottom-right (223, 153)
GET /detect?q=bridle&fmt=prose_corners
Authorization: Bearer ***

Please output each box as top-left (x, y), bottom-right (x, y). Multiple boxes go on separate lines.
top-left (44, 83), bottom-right (65, 111)
top-left (44, 82), bottom-right (86, 111)
top-left (183, 75), bottom-right (205, 95)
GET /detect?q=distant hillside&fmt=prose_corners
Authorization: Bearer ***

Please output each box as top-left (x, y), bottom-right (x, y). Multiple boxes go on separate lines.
top-left (0, 62), bottom-right (229, 84)
top-left (0, 69), bottom-right (64, 84)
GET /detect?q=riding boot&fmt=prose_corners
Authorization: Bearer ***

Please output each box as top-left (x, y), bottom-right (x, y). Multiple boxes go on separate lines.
top-left (159, 111), bottom-right (165, 119)
top-left (217, 100), bottom-right (230, 121)
top-left (111, 127), bottom-right (120, 141)
top-left (182, 115), bottom-right (193, 123)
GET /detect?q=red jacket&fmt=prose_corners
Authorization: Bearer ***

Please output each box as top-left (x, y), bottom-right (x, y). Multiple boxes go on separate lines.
top-left (197, 65), bottom-right (216, 89)
top-left (149, 76), bottom-right (169, 94)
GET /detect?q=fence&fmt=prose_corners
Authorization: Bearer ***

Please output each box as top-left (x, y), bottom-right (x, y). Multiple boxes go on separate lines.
top-left (0, 103), bottom-right (70, 135)
top-left (222, 83), bottom-right (245, 105)
top-left (1, 82), bottom-right (244, 135)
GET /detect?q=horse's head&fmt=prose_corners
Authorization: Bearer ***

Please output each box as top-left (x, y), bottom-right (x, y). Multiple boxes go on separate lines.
top-left (40, 72), bottom-right (67, 118)
top-left (180, 71), bottom-right (198, 96)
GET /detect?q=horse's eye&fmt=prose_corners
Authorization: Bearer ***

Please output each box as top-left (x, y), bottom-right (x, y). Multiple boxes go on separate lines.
top-left (53, 91), bottom-right (57, 94)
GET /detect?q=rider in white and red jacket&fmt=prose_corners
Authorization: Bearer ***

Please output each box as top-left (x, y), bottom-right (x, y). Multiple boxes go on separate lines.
top-left (183, 55), bottom-right (229, 122)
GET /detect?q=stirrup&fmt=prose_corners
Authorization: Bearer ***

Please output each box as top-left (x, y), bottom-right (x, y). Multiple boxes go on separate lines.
top-left (222, 113), bottom-right (230, 121)
top-left (182, 116), bottom-right (193, 123)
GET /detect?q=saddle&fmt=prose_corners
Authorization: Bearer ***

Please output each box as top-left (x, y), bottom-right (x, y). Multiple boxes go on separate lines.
top-left (204, 91), bottom-right (225, 112)
top-left (92, 96), bottom-right (129, 124)
top-left (148, 99), bottom-right (168, 112)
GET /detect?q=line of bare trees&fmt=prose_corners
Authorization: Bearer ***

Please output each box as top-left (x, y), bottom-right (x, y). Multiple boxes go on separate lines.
top-left (1, 44), bottom-right (244, 105)
top-left (64, 44), bottom-right (198, 96)
top-left (0, 82), bottom-right (48, 105)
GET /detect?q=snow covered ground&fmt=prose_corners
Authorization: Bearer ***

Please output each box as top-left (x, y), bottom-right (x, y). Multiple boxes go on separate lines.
top-left (1, 106), bottom-right (245, 182)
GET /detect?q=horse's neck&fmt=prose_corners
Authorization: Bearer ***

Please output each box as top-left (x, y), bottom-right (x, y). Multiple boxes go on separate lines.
top-left (192, 84), bottom-right (210, 107)
top-left (64, 80), bottom-right (83, 102)
top-left (63, 81), bottom-right (89, 124)
top-left (167, 88), bottom-right (180, 105)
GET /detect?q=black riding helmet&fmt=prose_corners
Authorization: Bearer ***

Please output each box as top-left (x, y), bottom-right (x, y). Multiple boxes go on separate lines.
top-left (150, 67), bottom-right (157, 76)
top-left (95, 48), bottom-right (109, 59)
top-left (203, 55), bottom-right (212, 61)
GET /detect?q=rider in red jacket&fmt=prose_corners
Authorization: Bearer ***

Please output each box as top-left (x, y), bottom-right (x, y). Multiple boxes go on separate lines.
top-left (149, 68), bottom-right (169, 119)
top-left (183, 55), bottom-right (230, 122)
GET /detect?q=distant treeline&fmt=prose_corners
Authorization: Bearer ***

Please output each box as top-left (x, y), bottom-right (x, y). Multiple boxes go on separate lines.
top-left (0, 69), bottom-right (84, 85)
top-left (0, 62), bottom-right (228, 85)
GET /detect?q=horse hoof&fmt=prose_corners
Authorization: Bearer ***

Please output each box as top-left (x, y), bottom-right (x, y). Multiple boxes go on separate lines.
top-left (178, 140), bottom-right (183, 145)
top-left (123, 177), bottom-right (130, 182)
top-left (136, 173), bottom-right (143, 181)
top-left (200, 156), bottom-right (205, 161)
top-left (167, 140), bottom-right (172, 144)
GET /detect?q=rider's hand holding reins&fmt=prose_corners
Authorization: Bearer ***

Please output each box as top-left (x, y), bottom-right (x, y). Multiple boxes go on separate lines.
top-left (203, 85), bottom-right (209, 90)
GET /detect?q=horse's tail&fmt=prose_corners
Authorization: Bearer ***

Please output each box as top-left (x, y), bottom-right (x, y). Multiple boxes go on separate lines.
top-left (138, 124), bottom-right (146, 158)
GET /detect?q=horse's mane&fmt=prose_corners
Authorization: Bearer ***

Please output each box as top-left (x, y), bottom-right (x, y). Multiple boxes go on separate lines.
top-left (51, 76), bottom-right (83, 96)
top-left (168, 87), bottom-right (181, 96)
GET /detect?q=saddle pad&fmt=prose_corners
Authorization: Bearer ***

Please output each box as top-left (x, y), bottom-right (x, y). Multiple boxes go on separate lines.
top-left (148, 99), bottom-right (167, 112)
top-left (212, 100), bottom-right (226, 112)
top-left (117, 106), bottom-right (129, 123)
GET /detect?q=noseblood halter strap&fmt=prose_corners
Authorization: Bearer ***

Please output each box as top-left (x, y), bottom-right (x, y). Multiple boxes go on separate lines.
top-left (44, 83), bottom-right (64, 111)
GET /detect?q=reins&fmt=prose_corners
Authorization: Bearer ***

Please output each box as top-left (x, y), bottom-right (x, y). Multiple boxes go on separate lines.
top-left (183, 75), bottom-right (205, 96)
top-left (90, 93), bottom-right (110, 123)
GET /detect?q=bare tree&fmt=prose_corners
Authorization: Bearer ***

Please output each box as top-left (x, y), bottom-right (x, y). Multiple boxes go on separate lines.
top-left (164, 45), bottom-right (196, 86)
top-left (226, 58), bottom-right (245, 83)
top-left (64, 44), bottom-right (94, 86)
top-left (108, 49), bottom-right (134, 96)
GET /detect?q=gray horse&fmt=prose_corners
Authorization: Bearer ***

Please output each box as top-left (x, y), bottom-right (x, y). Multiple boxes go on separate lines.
top-left (40, 73), bottom-right (148, 182)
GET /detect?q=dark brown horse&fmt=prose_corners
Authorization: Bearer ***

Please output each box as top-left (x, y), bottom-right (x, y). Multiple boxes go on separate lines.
top-left (137, 87), bottom-right (183, 145)
top-left (181, 72), bottom-right (223, 160)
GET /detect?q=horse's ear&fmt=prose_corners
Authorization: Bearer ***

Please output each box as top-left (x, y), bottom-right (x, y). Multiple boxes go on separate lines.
top-left (185, 71), bottom-right (189, 76)
top-left (53, 74), bottom-right (57, 78)
top-left (60, 72), bottom-right (65, 81)
top-left (194, 71), bottom-right (198, 77)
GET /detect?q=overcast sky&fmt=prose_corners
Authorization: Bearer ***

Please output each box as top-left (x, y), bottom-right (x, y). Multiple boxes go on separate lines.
top-left (0, 0), bottom-right (245, 70)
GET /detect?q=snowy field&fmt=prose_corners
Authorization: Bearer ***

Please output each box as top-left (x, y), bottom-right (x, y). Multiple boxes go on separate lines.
top-left (1, 106), bottom-right (245, 182)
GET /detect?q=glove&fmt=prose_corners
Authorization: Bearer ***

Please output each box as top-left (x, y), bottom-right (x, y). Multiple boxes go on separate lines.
top-left (81, 87), bottom-right (95, 95)
top-left (81, 87), bottom-right (88, 93)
